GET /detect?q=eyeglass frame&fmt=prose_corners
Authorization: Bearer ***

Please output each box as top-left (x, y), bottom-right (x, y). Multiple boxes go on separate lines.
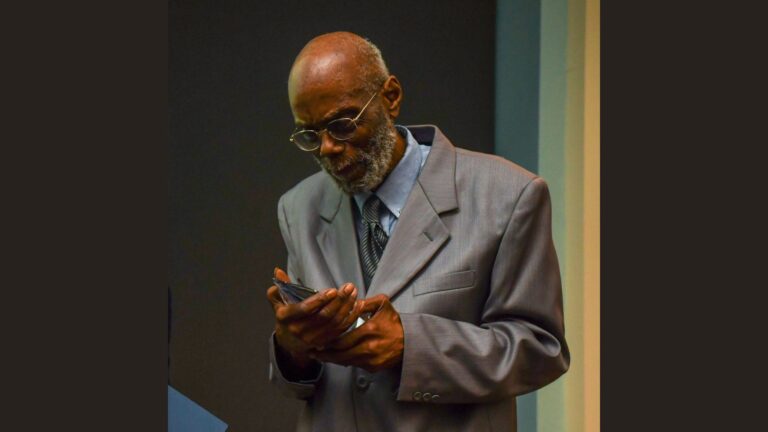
top-left (289, 84), bottom-right (383, 152)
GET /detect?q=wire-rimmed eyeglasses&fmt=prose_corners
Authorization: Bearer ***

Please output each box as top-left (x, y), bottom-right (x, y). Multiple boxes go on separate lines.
top-left (289, 86), bottom-right (381, 152)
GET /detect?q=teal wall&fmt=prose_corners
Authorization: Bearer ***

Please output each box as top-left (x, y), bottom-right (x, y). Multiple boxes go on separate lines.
top-left (495, 1), bottom-right (570, 431)
top-left (496, 0), bottom-right (541, 175)
top-left (536, 1), bottom-right (569, 432)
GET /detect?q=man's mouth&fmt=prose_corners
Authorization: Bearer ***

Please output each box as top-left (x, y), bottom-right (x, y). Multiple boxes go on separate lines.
top-left (333, 161), bottom-right (359, 179)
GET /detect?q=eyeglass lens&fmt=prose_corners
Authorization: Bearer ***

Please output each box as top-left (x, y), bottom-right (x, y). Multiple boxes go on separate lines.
top-left (292, 118), bottom-right (358, 149)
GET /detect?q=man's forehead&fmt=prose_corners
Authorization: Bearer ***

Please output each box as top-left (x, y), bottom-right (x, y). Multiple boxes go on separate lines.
top-left (289, 65), bottom-right (369, 122)
top-left (291, 78), bottom-right (364, 104)
top-left (290, 87), bottom-right (364, 126)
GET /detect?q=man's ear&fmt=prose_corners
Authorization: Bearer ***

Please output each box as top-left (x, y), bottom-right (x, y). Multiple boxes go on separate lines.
top-left (382, 75), bottom-right (403, 119)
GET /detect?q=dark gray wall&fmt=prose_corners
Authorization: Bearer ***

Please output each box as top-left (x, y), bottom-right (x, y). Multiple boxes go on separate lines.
top-left (169, 1), bottom-right (496, 430)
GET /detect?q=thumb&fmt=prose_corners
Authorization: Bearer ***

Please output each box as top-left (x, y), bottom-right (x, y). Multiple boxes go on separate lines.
top-left (361, 294), bottom-right (388, 314)
top-left (274, 267), bottom-right (291, 283)
top-left (266, 285), bottom-right (285, 310)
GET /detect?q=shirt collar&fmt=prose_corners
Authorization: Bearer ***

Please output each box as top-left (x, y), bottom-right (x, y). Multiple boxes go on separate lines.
top-left (353, 125), bottom-right (423, 218)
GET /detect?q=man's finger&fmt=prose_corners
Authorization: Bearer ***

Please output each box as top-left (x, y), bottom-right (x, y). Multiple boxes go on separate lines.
top-left (312, 284), bottom-right (353, 323)
top-left (276, 289), bottom-right (337, 322)
top-left (314, 283), bottom-right (360, 330)
top-left (336, 297), bottom-right (365, 331)
top-left (337, 284), bottom-right (358, 310)
top-left (332, 285), bottom-right (358, 324)
top-left (298, 289), bottom-right (338, 314)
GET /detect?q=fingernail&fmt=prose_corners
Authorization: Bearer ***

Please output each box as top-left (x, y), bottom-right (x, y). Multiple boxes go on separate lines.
top-left (325, 289), bottom-right (337, 298)
top-left (344, 284), bottom-right (354, 295)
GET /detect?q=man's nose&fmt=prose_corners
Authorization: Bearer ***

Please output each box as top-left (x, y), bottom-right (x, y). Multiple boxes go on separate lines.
top-left (318, 132), bottom-right (345, 157)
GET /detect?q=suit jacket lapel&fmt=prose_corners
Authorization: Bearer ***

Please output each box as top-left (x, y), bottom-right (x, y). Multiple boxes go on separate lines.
top-left (368, 125), bottom-right (459, 301)
top-left (315, 187), bottom-right (365, 292)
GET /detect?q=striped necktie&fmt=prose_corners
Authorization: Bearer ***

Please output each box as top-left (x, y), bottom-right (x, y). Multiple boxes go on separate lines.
top-left (360, 195), bottom-right (388, 288)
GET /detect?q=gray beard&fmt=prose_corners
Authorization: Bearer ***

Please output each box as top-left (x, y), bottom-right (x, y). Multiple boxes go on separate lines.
top-left (315, 116), bottom-right (398, 195)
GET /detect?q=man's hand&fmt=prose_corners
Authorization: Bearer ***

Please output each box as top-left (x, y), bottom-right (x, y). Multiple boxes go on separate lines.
top-left (266, 268), bottom-right (365, 368)
top-left (310, 294), bottom-right (404, 373)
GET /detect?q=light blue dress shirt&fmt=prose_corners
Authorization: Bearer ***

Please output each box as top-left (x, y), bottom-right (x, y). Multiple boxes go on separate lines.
top-left (352, 125), bottom-right (431, 245)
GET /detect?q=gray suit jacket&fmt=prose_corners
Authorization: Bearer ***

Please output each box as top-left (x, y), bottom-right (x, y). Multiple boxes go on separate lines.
top-left (269, 125), bottom-right (569, 432)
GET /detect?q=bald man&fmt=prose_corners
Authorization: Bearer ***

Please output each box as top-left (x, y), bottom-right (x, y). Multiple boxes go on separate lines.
top-left (266, 32), bottom-right (569, 432)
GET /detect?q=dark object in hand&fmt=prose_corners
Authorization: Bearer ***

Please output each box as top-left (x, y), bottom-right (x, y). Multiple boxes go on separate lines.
top-left (273, 277), bottom-right (319, 304)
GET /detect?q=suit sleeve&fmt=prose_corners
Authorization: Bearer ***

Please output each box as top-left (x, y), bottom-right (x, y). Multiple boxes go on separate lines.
top-left (396, 177), bottom-right (570, 404)
top-left (267, 193), bottom-right (324, 399)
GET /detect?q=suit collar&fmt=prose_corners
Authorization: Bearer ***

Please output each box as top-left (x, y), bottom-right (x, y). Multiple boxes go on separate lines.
top-left (318, 177), bottom-right (343, 222)
top-left (316, 196), bottom-right (365, 294)
top-left (407, 125), bottom-right (458, 215)
top-left (366, 125), bottom-right (457, 299)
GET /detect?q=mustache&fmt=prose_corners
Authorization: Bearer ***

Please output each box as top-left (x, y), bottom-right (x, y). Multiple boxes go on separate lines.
top-left (319, 153), bottom-right (364, 171)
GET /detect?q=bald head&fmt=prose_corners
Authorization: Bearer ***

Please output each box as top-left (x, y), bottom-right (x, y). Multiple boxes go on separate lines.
top-left (285, 32), bottom-right (406, 194)
top-left (288, 32), bottom-right (389, 103)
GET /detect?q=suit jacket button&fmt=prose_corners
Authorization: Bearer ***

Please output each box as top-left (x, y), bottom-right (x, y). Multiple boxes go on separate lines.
top-left (422, 392), bottom-right (432, 401)
top-left (413, 391), bottom-right (422, 401)
top-left (431, 394), bottom-right (440, 402)
top-left (356, 376), bottom-right (370, 390)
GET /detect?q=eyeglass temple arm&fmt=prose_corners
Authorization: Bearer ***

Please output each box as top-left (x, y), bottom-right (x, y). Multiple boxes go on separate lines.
top-left (351, 88), bottom-right (382, 122)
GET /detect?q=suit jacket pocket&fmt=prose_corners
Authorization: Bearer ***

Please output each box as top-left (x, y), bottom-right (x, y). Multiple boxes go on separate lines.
top-left (413, 270), bottom-right (476, 296)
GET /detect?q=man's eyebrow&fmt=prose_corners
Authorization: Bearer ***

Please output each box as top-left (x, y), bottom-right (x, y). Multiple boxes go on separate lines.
top-left (321, 106), bottom-right (358, 123)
